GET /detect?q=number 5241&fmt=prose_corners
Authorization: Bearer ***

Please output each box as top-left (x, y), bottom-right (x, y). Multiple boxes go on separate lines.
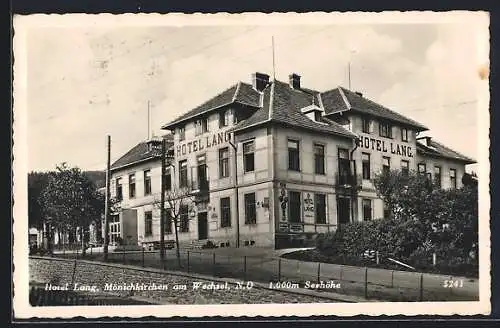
top-left (443, 280), bottom-right (464, 288)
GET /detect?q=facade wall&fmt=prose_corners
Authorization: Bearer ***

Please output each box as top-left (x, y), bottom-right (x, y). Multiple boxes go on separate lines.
top-left (109, 104), bottom-right (471, 249)
top-left (415, 154), bottom-right (466, 190)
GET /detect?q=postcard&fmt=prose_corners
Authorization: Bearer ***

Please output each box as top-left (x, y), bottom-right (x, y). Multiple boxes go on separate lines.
top-left (12, 11), bottom-right (491, 318)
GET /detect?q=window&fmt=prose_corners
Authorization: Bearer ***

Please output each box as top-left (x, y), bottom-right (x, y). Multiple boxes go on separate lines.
top-left (178, 126), bottom-right (185, 141)
top-left (338, 148), bottom-right (351, 185)
top-left (243, 141), bottom-right (255, 173)
top-left (128, 174), bottom-right (136, 198)
top-left (314, 144), bottom-right (325, 174)
top-left (418, 163), bottom-right (426, 175)
top-left (165, 169), bottom-right (172, 191)
top-left (434, 166), bottom-right (442, 188)
top-left (179, 205), bottom-right (189, 232)
top-left (116, 177), bottom-right (123, 201)
top-left (450, 169), bottom-right (457, 189)
top-left (362, 118), bottom-right (371, 133)
top-left (401, 160), bottom-right (409, 177)
top-left (219, 147), bottom-right (230, 178)
top-left (195, 118), bottom-right (209, 136)
top-left (244, 193), bottom-right (256, 224)
top-left (401, 128), bottom-right (409, 142)
top-left (362, 199), bottom-right (372, 221)
top-left (288, 139), bottom-right (300, 171)
top-left (219, 110), bottom-right (231, 128)
top-left (288, 191), bottom-right (301, 223)
top-left (382, 157), bottom-right (390, 174)
top-left (144, 211), bottom-right (152, 236)
top-left (179, 160), bottom-right (188, 188)
top-left (379, 122), bottom-right (392, 138)
top-left (315, 194), bottom-right (327, 224)
top-left (362, 153), bottom-right (371, 180)
top-left (220, 197), bottom-right (231, 228)
top-left (164, 209), bottom-right (172, 234)
top-left (144, 170), bottom-right (151, 195)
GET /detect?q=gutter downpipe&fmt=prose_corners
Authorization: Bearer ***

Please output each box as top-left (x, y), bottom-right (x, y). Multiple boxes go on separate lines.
top-left (228, 139), bottom-right (240, 248)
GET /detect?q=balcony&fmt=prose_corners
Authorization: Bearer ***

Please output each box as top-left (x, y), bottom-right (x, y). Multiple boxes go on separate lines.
top-left (189, 166), bottom-right (210, 202)
top-left (334, 173), bottom-right (363, 194)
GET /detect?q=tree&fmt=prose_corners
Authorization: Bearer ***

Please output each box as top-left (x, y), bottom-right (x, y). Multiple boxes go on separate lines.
top-left (372, 168), bottom-right (478, 264)
top-left (40, 163), bottom-right (105, 254)
top-left (153, 187), bottom-right (194, 268)
top-left (28, 171), bottom-right (52, 229)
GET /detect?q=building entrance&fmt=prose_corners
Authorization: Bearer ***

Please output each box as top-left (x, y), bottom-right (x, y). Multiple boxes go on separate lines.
top-left (337, 197), bottom-right (351, 225)
top-left (197, 212), bottom-right (208, 240)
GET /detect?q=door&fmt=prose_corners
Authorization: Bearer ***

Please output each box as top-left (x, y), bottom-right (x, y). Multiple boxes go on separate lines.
top-left (337, 197), bottom-right (351, 225)
top-left (197, 212), bottom-right (208, 240)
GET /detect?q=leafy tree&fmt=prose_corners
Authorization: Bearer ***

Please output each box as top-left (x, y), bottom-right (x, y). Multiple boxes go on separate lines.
top-left (153, 187), bottom-right (194, 268)
top-left (40, 163), bottom-right (105, 254)
top-left (28, 171), bottom-right (52, 229)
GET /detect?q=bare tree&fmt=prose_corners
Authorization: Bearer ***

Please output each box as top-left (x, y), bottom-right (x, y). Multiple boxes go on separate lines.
top-left (153, 187), bottom-right (194, 267)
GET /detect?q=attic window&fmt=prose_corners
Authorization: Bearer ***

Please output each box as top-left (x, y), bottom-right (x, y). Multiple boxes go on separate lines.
top-left (314, 111), bottom-right (322, 122)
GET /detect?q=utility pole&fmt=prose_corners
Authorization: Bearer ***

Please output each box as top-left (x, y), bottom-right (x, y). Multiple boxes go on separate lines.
top-left (160, 138), bottom-right (166, 262)
top-left (103, 135), bottom-right (111, 261)
top-left (348, 61), bottom-right (351, 90)
top-left (228, 140), bottom-right (240, 248)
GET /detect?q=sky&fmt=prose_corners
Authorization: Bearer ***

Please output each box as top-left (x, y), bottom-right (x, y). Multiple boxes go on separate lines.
top-left (21, 13), bottom-right (489, 173)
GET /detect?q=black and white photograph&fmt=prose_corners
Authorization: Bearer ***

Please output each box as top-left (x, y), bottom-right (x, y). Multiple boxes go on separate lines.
top-left (13, 12), bottom-right (490, 318)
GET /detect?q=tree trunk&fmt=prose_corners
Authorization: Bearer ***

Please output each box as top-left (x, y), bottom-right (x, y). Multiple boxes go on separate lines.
top-left (81, 226), bottom-right (86, 256)
top-left (173, 218), bottom-right (181, 268)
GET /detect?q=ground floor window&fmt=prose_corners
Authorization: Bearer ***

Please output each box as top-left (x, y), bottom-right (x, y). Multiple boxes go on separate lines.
top-left (144, 211), bottom-right (153, 236)
top-left (164, 209), bottom-right (172, 234)
top-left (362, 199), bottom-right (372, 221)
top-left (288, 191), bottom-right (301, 223)
top-left (220, 197), bottom-right (231, 228)
top-left (179, 205), bottom-right (189, 232)
top-left (337, 197), bottom-right (351, 225)
top-left (244, 193), bottom-right (256, 224)
top-left (315, 194), bottom-right (327, 224)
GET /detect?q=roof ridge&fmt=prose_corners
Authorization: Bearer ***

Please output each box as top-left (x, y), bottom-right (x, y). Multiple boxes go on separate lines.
top-left (268, 81), bottom-right (276, 120)
top-left (232, 81), bottom-right (241, 102)
top-left (338, 87), bottom-right (351, 111)
top-left (428, 138), bottom-right (475, 161)
top-left (341, 87), bottom-right (427, 128)
top-left (317, 93), bottom-right (325, 110)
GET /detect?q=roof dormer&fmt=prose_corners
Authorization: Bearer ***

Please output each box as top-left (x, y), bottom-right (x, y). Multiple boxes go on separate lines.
top-left (301, 104), bottom-right (324, 123)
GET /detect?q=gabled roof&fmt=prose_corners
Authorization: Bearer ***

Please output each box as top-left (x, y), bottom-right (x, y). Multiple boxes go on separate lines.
top-left (162, 82), bottom-right (261, 130)
top-left (110, 134), bottom-right (174, 172)
top-left (321, 87), bottom-right (429, 131)
top-left (416, 137), bottom-right (476, 164)
top-left (233, 80), bottom-right (357, 139)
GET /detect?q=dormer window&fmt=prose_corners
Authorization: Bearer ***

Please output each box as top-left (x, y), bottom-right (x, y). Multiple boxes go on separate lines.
top-left (314, 111), bottom-right (322, 122)
top-left (301, 104), bottom-right (324, 123)
top-left (195, 118), bottom-right (209, 136)
top-left (219, 109), bottom-right (232, 128)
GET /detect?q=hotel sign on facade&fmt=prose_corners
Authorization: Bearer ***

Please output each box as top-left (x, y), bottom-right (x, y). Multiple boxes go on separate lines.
top-left (357, 134), bottom-right (414, 158)
top-left (176, 131), bottom-right (233, 157)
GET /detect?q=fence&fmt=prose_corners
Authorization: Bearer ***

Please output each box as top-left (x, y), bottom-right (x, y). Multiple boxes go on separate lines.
top-left (49, 246), bottom-right (478, 302)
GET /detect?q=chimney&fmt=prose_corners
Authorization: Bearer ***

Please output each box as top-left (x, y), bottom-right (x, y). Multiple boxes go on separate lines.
top-left (289, 73), bottom-right (301, 89)
top-left (355, 91), bottom-right (363, 97)
top-left (252, 72), bottom-right (270, 92)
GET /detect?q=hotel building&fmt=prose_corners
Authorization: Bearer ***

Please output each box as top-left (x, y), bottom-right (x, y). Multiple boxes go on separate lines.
top-left (109, 72), bottom-right (475, 249)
